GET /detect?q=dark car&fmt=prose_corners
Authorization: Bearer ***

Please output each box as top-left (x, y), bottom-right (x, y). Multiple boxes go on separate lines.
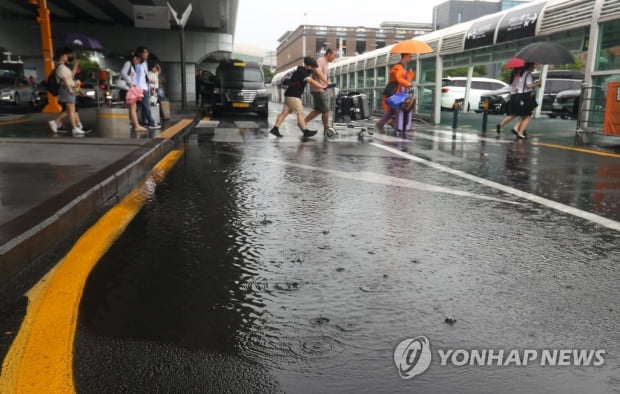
top-left (551, 89), bottom-right (580, 119)
top-left (212, 59), bottom-right (268, 118)
top-left (198, 70), bottom-right (216, 109)
top-left (530, 71), bottom-right (583, 115)
top-left (538, 78), bottom-right (583, 114)
top-left (478, 86), bottom-right (510, 114)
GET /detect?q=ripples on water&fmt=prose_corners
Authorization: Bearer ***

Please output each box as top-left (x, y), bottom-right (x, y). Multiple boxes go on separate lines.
top-left (83, 137), bottom-right (620, 393)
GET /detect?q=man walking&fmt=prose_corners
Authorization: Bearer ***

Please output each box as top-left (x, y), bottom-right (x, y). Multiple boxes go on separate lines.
top-left (269, 57), bottom-right (325, 138)
top-left (134, 46), bottom-right (160, 129)
top-left (304, 48), bottom-right (336, 134)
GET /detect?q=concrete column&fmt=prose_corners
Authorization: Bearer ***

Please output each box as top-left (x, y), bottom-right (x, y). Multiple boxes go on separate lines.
top-left (165, 62), bottom-right (196, 104)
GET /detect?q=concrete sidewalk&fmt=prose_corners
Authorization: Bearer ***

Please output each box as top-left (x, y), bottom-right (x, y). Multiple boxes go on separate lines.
top-left (0, 102), bottom-right (201, 290)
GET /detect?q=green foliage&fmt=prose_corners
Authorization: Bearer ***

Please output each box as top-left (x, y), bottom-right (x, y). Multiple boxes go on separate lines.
top-left (74, 52), bottom-right (100, 82)
top-left (443, 65), bottom-right (487, 78)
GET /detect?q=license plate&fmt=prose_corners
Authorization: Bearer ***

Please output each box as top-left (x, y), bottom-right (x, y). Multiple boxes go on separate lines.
top-left (232, 102), bottom-right (249, 108)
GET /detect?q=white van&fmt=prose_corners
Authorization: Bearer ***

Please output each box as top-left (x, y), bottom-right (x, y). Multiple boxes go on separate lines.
top-left (441, 77), bottom-right (508, 112)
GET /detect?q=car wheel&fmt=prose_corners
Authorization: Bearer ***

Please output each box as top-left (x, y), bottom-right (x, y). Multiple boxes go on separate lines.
top-left (548, 114), bottom-right (557, 118)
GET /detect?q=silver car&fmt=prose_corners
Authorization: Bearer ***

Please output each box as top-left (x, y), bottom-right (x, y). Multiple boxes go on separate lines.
top-left (0, 75), bottom-right (37, 105)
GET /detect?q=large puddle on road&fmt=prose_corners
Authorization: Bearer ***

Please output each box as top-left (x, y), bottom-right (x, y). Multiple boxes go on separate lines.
top-left (79, 132), bottom-right (620, 393)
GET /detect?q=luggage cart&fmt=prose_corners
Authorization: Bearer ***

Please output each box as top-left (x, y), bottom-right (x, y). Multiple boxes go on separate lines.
top-left (324, 85), bottom-right (372, 139)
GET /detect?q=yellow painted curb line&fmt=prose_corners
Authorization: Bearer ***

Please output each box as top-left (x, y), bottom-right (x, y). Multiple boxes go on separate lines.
top-left (155, 118), bottom-right (193, 140)
top-left (96, 113), bottom-right (129, 119)
top-left (0, 119), bottom-right (29, 126)
top-left (0, 148), bottom-right (185, 394)
top-left (533, 142), bottom-right (620, 159)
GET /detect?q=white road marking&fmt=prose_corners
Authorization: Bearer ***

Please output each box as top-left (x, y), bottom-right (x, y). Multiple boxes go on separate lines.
top-left (370, 142), bottom-right (620, 232)
top-left (240, 154), bottom-right (523, 205)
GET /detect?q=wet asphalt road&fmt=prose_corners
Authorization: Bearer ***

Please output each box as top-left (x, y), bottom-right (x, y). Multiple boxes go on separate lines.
top-left (0, 105), bottom-right (619, 393)
top-left (71, 111), bottom-right (619, 393)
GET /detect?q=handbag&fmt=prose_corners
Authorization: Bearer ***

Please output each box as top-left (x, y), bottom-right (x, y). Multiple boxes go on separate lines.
top-left (116, 76), bottom-right (128, 91)
top-left (386, 92), bottom-right (409, 109)
top-left (382, 81), bottom-right (398, 97)
top-left (400, 95), bottom-right (416, 112)
top-left (519, 72), bottom-right (539, 112)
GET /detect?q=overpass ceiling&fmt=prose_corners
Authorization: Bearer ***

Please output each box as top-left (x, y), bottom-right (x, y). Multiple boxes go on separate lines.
top-left (1, 0), bottom-right (237, 33)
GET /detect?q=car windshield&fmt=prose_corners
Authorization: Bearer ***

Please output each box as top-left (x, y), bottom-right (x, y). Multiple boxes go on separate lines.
top-left (545, 80), bottom-right (582, 93)
top-left (221, 67), bottom-right (263, 82)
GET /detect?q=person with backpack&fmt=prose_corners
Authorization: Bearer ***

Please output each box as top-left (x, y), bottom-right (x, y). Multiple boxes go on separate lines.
top-left (47, 47), bottom-right (84, 136)
top-left (269, 56), bottom-right (325, 138)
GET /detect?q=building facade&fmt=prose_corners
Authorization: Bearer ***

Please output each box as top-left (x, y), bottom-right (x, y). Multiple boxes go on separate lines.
top-left (275, 23), bottom-right (432, 73)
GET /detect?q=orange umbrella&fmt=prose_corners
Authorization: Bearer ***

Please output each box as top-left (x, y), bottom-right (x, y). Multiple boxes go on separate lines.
top-left (390, 39), bottom-right (433, 55)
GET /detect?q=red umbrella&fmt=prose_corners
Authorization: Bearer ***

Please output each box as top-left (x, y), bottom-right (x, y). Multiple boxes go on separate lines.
top-left (503, 57), bottom-right (526, 69)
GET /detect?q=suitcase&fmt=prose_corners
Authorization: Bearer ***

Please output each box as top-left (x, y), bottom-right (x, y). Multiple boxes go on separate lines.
top-left (394, 108), bottom-right (413, 133)
top-left (348, 92), bottom-right (370, 119)
top-left (335, 92), bottom-right (369, 122)
top-left (335, 94), bottom-right (355, 122)
top-left (150, 102), bottom-right (160, 125)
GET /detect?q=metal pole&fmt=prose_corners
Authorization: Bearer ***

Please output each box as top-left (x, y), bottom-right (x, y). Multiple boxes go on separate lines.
top-left (180, 26), bottom-right (186, 110)
top-left (481, 100), bottom-right (489, 133)
top-left (452, 100), bottom-right (459, 129)
top-left (32, 0), bottom-right (62, 113)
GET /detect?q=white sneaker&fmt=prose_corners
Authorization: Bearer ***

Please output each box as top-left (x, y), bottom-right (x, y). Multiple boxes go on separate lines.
top-left (48, 120), bottom-right (58, 133)
top-left (72, 127), bottom-right (85, 136)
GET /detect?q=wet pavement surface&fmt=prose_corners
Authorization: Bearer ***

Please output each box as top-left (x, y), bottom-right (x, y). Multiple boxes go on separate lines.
top-left (77, 110), bottom-right (620, 392)
top-left (1, 104), bottom-right (620, 392)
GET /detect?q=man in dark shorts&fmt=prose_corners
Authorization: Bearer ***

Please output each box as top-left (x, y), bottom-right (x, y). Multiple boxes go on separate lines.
top-left (304, 48), bottom-right (336, 134)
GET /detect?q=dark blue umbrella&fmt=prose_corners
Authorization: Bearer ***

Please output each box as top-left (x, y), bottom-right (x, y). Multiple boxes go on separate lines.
top-left (58, 33), bottom-right (103, 50)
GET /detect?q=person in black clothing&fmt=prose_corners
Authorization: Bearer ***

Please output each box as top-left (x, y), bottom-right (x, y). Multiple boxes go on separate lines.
top-left (270, 57), bottom-right (326, 138)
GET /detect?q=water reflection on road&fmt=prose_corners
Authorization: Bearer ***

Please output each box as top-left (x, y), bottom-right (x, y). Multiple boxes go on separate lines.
top-left (77, 121), bottom-right (620, 393)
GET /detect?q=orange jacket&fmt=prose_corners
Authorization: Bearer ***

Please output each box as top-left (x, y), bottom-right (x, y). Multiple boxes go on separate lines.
top-left (382, 63), bottom-right (415, 111)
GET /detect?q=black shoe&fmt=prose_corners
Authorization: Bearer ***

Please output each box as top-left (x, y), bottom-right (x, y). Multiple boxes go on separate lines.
top-left (523, 129), bottom-right (528, 137)
top-left (302, 129), bottom-right (317, 138)
top-left (516, 133), bottom-right (528, 140)
top-left (269, 127), bottom-right (283, 137)
top-left (510, 129), bottom-right (518, 137)
top-left (496, 124), bottom-right (501, 134)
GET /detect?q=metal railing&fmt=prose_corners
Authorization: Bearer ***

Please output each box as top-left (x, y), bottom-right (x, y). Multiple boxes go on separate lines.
top-left (576, 84), bottom-right (606, 135)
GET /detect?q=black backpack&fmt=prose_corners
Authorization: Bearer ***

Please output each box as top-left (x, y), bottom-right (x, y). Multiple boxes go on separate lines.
top-left (46, 66), bottom-right (60, 96)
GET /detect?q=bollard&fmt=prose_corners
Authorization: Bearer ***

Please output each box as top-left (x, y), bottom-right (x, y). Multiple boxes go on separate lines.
top-left (481, 99), bottom-right (489, 133)
top-left (452, 99), bottom-right (460, 129)
top-left (96, 107), bottom-right (130, 138)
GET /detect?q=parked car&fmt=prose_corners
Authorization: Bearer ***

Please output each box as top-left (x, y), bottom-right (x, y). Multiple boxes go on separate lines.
top-left (76, 82), bottom-right (98, 105)
top-left (477, 86), bottom-right (511, 114)
top-left (529, 70), bottom-right (583, 115)
top-left (211, 59), bottom-right (268, 118)
top-left (551, 89), bottom-right (580, 119)
top-left (440, 77), bottom-right (508, 111)
top-left (0, 75), bottom-right (38, 106)
top-left (538, 78), bottom-right (583, 115)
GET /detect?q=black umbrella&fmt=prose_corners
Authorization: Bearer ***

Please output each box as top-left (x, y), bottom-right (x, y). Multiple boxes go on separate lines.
top-left (514, 41), bottom-right (574, 65)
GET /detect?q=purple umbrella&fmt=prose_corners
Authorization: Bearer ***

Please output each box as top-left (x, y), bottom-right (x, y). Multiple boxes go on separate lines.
top-left (58, 33), bottom-right (103, 50)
